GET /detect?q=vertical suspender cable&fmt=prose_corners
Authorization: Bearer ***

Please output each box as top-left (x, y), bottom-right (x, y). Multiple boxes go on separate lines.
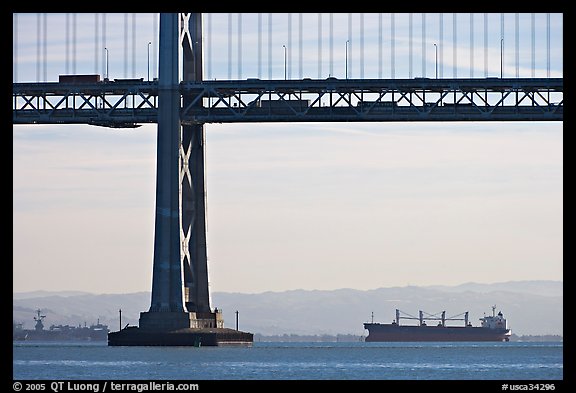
top-left (228, 13), bottom-right (232, 80)
top-left (531, 13), bottom-right (535, 78)
top-left (268, 13), bottom-right (272, 80)
top-left (43, 13), bottom-right (47, 82)
top-left (515, 13), bottom-right (519, 78)
top-left (202, 13), bottom-right (212, 80)
top-left (378, 13), bottom-right (382, 79)
top-left (153, 13), bottom-right (158, 80)
top-left (95, 13), bottom-right (99, 75)
top-left (72, 13), bottom-right (77, 74)
top-left (65, 13), bottom-right (69, 75)
top-left (500, 13), bottom-right (504, 78)
top-left (258, 13), bottom-right (262, 79)
top-left (289, 13), bottom-right (292, 79)
top-left (329, 13), bottom-right (333, 77)
top-left (360, 13), bottom-right (364, 79)
top-left (439, 13), bottom-right (443, 79)
top-left (124, 13), bottom-right (128, 78)
top-left (299, 13), bottom-right (303, 79)
top-left (238, 13), bottom-right (242, 79)
top-left (132, 13), bottom-right (136, 78)
top-left (102, 13), bottom-right (106, 80)
top-left (546, 13), bottom-right (550, 78)
top-left (453, 13), bottom-right (457, 78)
top-left (391, 13), bottom-right (395, 79)
top-left (36, 13), bottom-right (40, 82)
top-left (484, 13), bottom-right (487, 77)
top-left (13, 13), bottom-right (17, 82)
top-left (409, 13), bottom-right (412, 78)
top-left (422, 13), bottom-right (426, 78)
top-left (317, 13), bottom-right (322, 78)
top-left (470, 13), bottom-right (473, 78)
top-left (348, 13), bottom-right (352, 79)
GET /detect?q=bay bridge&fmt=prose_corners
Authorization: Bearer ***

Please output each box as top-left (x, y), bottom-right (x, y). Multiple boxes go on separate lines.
top-left (12, 13), bottom-right (563, 346)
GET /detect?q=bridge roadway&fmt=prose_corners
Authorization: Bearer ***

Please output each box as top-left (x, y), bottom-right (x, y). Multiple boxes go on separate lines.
top-left (13, 77), bottom-right (563, 127)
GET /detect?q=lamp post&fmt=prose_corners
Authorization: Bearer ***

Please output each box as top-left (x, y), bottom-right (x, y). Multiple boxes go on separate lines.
top-left (282, 45), bottom-right (287, 80)
top-left (104, 47), bottom-right (109, 80)
top-left (433, 43), bottom-right (438, 79)
top-left (345, 40), bottom-right (349, 79)
top-left (500, 38), bottom-right (504, 78)
top-left (147, 41), bottom-right (151, 81)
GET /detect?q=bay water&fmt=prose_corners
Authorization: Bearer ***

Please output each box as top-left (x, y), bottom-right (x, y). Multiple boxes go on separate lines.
top-left (13, 341), bottom-right (562, 381)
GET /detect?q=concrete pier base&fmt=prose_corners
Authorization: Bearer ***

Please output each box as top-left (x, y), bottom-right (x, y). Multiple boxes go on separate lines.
top-left (108, 327), bottom-right (253, 347)
top-left (108, 309), bottom-right (252, 347)
top-left (139, 310), bottom-right (225, 330)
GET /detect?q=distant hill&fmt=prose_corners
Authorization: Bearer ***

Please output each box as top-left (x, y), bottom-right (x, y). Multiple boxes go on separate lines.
top-left (13, 290), bottom-right (93, 300)
top-left (13, 280), bottom-right (562, 336)
top-left (424, 280), bottom-right (562, 297)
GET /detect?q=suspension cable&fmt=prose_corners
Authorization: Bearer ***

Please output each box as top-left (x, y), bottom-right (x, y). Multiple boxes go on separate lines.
top-left (237, 13), bottom-right (242, 79)
top-left (268, 13), bottom-right (272, 80)
top-left (470, 13), bottom-right (474, 78)
top-left (289, 13), bottom-right (292, 79)
top-left (360, 13), bottom-right (364, 79)
top-left (124, 13), bottom-right (128, 78)
top-left (299, 13), bottom-right (303, 79)
top-left (390, 13), bottom-right (395, 79)
top-left (422, 13), bottom-right (426, 78)
top-left (95, 13), bottom-right (99, 75)
top-left (329, 13), bottom-right (333, 77)
top-left (257, 13), bottom-right (261, 79)
top-left (409, 13), bottom-right (412, 78)
top-left (317, 13), bottom-right (322, 78)
top-left (132, 13), bottom-right (136, 78)
top-left (453, 13), bottom-right (457, 78)
top-left (515, 13), bottom-right (519, 78)
top-left (378, 13), bottom-right (382, 79)
top-left (13, 13), bottom-right (17, 82)
top-left (484, 13), bottom-right (487, 77)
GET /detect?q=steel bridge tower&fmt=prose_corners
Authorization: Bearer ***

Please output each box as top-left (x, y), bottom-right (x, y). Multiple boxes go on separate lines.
top-left (109, 13), bottom-right (252, 346)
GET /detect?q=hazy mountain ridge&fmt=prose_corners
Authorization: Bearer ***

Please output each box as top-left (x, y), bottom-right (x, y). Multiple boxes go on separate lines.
top-left (424, 280), bottom-right (562, 297)
top-left (13, 280), bottom-right (562, 336)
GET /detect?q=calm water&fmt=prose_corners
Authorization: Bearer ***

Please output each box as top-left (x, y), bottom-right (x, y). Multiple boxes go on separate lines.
top-left (13, 341), bottom-right (562, 380)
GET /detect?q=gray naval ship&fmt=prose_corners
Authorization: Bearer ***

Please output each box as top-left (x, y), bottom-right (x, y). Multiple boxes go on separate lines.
top-left (13, 309), bottom-right (109, 342)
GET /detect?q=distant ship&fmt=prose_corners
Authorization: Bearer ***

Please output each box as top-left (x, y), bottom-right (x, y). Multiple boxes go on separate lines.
top-left (13, 309), bottom-right (109, 342)
top-left (364, 305), bottom-right (511, 342)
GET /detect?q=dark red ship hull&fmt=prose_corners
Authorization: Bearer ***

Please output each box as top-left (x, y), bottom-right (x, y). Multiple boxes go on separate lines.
top-left (364, 323), bottom-right (511, 342)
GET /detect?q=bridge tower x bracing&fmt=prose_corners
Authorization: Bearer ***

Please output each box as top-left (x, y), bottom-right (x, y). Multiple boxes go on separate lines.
top-left (139, 13), bottom-right (221, 331)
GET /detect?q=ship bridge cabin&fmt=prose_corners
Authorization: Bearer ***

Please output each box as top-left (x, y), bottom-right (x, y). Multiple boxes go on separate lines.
top-left (480, 306), bottom-right (508, 330)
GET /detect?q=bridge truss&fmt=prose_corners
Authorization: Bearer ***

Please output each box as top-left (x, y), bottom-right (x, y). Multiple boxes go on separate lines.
top-left (13, 77), bottom-right (562, 128)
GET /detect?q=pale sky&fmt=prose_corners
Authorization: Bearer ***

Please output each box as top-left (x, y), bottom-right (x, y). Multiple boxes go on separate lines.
top-left (12, 13), bottom-right (563, 294)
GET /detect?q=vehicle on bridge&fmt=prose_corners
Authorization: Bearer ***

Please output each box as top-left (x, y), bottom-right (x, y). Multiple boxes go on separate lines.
top-left (257, 99), bottom-right (310, 110)
top-left (59, 74), bottom-right (101, 84)
top-left (357, 101), bottom-right (398, 111)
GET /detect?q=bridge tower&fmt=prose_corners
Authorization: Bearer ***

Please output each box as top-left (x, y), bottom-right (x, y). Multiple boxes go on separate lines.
top-left (138, 12), bottom-right (215, 331)
top-left (109, 13), bottom-right (252, 346)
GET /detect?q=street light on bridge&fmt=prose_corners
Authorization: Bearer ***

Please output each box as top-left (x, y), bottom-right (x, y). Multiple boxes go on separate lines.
top-left (104, 47), bottom-right (109, 80)
top-left (433, 43), bottom-right (438, 79)
top-left (147, 42), bottom-right (151, 81)
top-left (282, 45), bottom-right (287, 80)
top-left (345, 40), bottom-right (349, 79)
top-left (500, 38), bottom-right (504, 78)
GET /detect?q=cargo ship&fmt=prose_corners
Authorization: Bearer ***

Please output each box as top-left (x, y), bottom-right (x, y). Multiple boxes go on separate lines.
top-left (364, 305), bottom-right (511, 342)
top-left (13, 309), bottom-right (109, 342)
